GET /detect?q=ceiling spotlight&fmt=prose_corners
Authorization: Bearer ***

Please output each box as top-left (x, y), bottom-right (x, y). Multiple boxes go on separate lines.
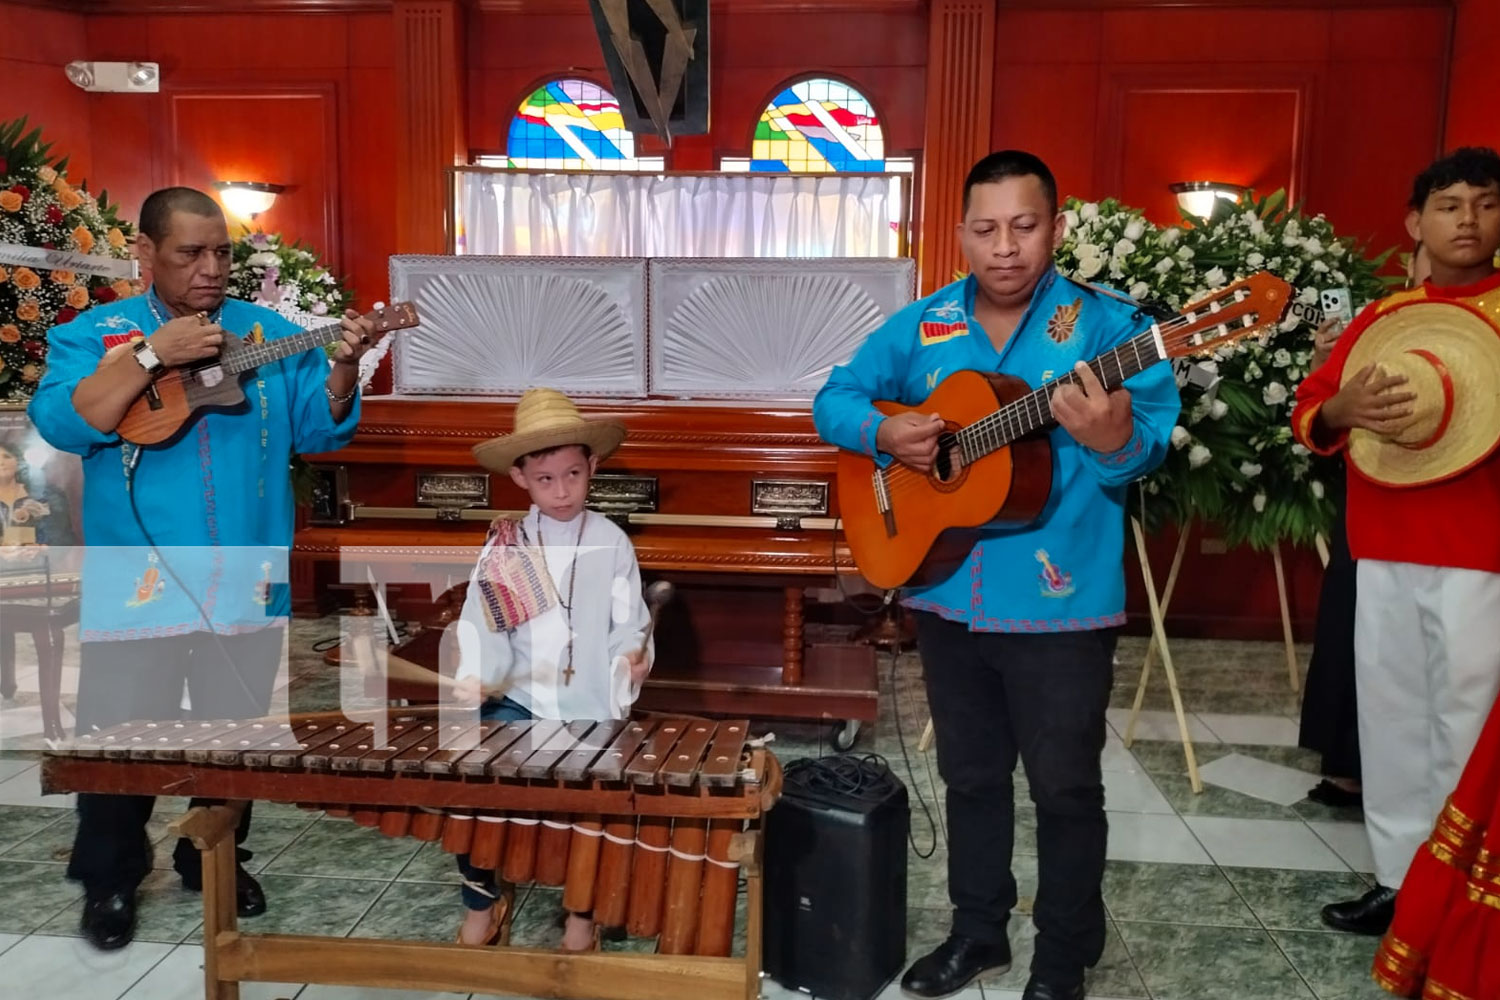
top-left (63, 60), bottom-right (159, 93)
top-left (65, 62), bottom-right (95, 89)
top-left (214, 181), bottom-right (285, 219)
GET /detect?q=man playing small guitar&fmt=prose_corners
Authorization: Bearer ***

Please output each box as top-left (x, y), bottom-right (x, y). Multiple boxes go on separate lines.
top-left (29, 186), bottom-right (385, 952)
top-left (814, 151), bottom-right (1181, 1000)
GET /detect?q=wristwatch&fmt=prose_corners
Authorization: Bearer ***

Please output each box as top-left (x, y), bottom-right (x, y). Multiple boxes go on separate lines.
top-left (132, 340), bottom-right (164, 375)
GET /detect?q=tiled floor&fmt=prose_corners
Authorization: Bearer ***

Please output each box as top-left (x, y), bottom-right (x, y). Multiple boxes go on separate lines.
top-left (0, 624), bottom-right (1391, 1000)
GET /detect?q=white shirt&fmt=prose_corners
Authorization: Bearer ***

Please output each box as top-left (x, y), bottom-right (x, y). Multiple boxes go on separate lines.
top-left (452, 506), bottom-right (652, 720)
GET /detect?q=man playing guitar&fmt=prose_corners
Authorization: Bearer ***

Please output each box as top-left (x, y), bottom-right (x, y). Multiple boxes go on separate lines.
top-left (814, 151), bottom-right (1180, 1000)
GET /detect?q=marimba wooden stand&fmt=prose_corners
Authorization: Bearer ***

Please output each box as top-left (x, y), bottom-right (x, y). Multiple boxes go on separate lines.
top-left (171, 804), bottom-right (767, 1000)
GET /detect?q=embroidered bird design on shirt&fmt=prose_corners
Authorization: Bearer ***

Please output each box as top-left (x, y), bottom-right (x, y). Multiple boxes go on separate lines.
top-left (1047, 298), bottom-right (1083, 344)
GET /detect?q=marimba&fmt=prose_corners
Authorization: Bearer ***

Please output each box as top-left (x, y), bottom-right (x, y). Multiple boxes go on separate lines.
top-left (42, 711), bottom-right (779, 1000)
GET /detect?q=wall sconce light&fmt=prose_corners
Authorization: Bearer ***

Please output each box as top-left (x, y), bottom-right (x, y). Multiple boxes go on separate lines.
top-left (214, 181), bottom-right (285, 220)
top-left (65, 61), bottom-right (159, 93)
top-left (1170, 181), bottom-right (1244, 218)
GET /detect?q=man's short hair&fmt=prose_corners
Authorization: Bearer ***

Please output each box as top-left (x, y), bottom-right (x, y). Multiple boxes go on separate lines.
top-left (962, 150), bottom-right (1058, 215)
top-left (1408, 147), bottom-right (1500, 210)
top-left (139, 187), bottom-right (224, 243)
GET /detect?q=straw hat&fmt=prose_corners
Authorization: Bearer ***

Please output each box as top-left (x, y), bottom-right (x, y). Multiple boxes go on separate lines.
top-left (1342, 299), bottom-right (1500, 488)
top-left (472, 388), bottom-right (626, 473)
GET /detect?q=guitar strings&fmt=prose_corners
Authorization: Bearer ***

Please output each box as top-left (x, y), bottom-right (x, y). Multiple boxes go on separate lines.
top-left (872, 299), bottom-right (1252, 497)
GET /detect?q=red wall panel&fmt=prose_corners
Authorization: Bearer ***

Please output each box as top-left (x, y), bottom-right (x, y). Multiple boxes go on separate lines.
top-left (1446, 0), bottom-right (1500, 152)
top-left (0, 3), bottom-right (95, 184)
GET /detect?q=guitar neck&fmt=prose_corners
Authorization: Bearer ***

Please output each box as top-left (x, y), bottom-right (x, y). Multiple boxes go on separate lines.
top-left (223, 321), bottom-right (342, 374)
top-left (957, 328), bottom-right (1164, 462)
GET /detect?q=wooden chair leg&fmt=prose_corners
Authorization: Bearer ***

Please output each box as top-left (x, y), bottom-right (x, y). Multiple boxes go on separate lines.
top-left (1123, 525), bottom-right (1188, 748)
top-left (917, 718), bottom-right (935, 753)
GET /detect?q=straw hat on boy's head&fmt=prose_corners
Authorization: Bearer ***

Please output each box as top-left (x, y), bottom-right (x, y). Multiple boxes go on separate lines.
top-left (472, 388), bottom-right (626, 474)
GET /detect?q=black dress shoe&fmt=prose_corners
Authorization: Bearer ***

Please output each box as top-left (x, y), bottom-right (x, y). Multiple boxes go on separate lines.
top-left (900, 933), bottom-right (1011, 999)
top-left (81, 891), bottom-right (136, 951)
top-left (178, 865), bottom-right (268, 917)
top-left (1321, 885), bottom-right (1397, 935)
top-left (1021, 976), bottom-right (1087, 1000)
top-left (1307, 779), bottom-right (1363, 809)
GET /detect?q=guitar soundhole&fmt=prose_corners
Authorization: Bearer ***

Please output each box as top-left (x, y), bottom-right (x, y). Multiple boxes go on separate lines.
top-left (930, 430), bottom-right (965, 488)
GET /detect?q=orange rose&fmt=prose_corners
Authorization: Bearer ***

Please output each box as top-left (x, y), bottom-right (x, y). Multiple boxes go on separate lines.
top-left (13, 268), bottom-right (40, 291)
top-left (0, 325), bottom-right (19, 343)
top-left (0, 191), bottom-right (21, 213)
top-left (111, 279), bottom-right (136, 299)
top-left (66, 285), bottom-right (89, 309)
top-left (0, 356), bottom-right (6, 372)
top-left (37, 166), bottom-right (57, 184)
top-left (72, 226), bottom-right (94, 253)
top-left (107, 227), bottom-right (127, 249)
top-left (0, 266), bottom-right (8, 284)
top-left (51, 270), bottom-right (76, 285)
top-left (21, 364), bottom-right (39, 383)
top-left (59, 187), bottom-right (86, 211)
top-left (16, 300), bottom-right (40, 322)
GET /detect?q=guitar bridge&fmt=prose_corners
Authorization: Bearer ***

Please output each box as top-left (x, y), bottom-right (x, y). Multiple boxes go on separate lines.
top-left (873, 469), bottom-right (896, 538)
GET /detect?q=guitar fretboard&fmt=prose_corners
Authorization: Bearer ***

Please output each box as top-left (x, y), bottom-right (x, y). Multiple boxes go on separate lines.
top-left (223, 322), bottom-right (343, 375)
top-left (951, 328), bottom-right (1165, 463)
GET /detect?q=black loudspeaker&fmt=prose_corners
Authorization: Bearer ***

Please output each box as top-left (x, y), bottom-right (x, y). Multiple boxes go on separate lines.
top-left (764, 756), bottom-right (909, 1000)
top-left (587, 0), bottom-right (710, 141)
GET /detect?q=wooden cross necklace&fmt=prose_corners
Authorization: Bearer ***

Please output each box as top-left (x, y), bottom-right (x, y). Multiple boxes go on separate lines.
top-left (533, 510), bottom-right (587, 685)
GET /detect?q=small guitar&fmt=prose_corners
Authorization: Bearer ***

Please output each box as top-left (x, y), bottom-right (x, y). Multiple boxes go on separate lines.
top-left (836, 272), bottom-right (1293, 590)
top-left (117, 302), bottom-right (420, 445)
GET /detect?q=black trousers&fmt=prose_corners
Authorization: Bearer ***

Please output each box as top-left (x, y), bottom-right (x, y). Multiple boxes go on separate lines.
top-left (1298, 500), bottom-right (1361, 780)
top-left (66, 628), bottom-right (285, 896)
top-left (916, 612), bottom-right (1115, 986)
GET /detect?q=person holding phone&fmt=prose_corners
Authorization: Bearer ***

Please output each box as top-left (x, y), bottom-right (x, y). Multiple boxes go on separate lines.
top-left (1298, 245), bottom-right (1431, 810)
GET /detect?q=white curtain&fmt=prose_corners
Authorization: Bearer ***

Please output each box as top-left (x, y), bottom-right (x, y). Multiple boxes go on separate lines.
top-left (456, 170), bottom-right (899, 258)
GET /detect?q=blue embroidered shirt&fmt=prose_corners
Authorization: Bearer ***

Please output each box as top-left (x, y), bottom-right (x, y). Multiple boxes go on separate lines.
top-left (813, 270), bottom-right (1180, 632)
top-left (27, 291), bottom-right (360, 640)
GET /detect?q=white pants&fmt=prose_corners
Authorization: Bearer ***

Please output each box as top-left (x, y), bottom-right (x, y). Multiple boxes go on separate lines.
top-left (1354, 559), bottom-right (1500, 888)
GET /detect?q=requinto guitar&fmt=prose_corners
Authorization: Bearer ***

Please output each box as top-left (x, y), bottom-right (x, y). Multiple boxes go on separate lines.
top-left (836, 272), bottom-right (1293, 590)
top-left (117, 302), bottom-right (420, 445)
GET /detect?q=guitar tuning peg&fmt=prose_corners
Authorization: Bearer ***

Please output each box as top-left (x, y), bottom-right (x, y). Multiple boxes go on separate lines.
top-left (374, 301), bottom-right (386, 311)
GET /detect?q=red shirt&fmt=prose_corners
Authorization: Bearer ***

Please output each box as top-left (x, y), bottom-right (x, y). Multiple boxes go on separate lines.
top-left (1291, 270), bottom-right (1500, 573)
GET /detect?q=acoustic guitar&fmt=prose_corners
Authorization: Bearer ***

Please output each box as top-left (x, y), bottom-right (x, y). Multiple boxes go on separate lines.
top-left (117, 302), bottom-right (420, 445)
top-left (835, 272), bottom-right (1293, 590)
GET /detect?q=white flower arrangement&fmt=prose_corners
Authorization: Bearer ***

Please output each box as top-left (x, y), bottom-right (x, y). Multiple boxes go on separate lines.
top-left (226, 230), bottom-right (385, 389)
top-left (1054, 190), bottom-right (1397, 549)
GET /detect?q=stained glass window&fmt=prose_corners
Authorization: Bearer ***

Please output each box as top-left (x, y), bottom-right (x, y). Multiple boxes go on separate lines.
top-left (503, 78), bottom-right (664, 171)
top-left (748, 78), bottom-right (885, 173)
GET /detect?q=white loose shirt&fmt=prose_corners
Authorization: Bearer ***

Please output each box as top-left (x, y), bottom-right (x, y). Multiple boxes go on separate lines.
top-left (452, 507), bottom-right (652, 720)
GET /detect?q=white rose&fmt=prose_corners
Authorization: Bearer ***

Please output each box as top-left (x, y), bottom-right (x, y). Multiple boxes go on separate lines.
top-left (1298, 286), bottom-right (1318, 304)
top-left (1247, 362), bottom-right (1264, 379)
top-left (246, 251), bottom-right (280, 268)
top-left (1159, 227), bottom-right (1182, 247)
top-left (1249, 218), bottom-right (1267, 239)
top-left (1268, 257), bottom-right (1282, 270)
top-left (1077, 243), bottom-right (1101, 260)
top-left (1240, 461), bottom-right (1263, 478)
top-left (1170, 425), bottom-right (1191, 449)
top-left (1124, 219), bottom-right (1145, 241)
top-left (1210, 399), bottom-right (1229, 420)
top-left (1204, 266), bottom-right (1227, 287)
top-left (1253, 493), bottom-right (1267, 513)
top-left (1311, 480), bottom-right (1325, 499)
top-left (1113, 238), bottom-right (1137, 257)
top-left (1188, 444), bottom-right (1212, 469)
top-left (1108, 259), bottom-right (1126, 280)
top-left (1077, 254), bottom-right (1104, 279)
top-left (1246, 252), bottom-right (1265, 267)
top-left (1273, 349), bottom-right (1292, 367)
top-left (1312, 260), bottom-right (1330, 273)
top-left (1062, 209), bottom-right (1080, 229)
top-left (312, 301), bottom-right (329, 315)
top-left (1303, 237), bottom-right (1324, 256)
top-left (1291, 443), bottom-right (1310, 457)
top-left (1129, 281), bottom-right (1150, 300)
top-left (1285, 219), bottom-right (1301, 237)
top-left (1080, 203), bottom-right (1099, 220)
top-left (1262, 382), bottom-right (1288, 405)
top-left (1176, 246), bottom-right (1195, 261)
top-left (1154, 257), bottom-right (1175, 274)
